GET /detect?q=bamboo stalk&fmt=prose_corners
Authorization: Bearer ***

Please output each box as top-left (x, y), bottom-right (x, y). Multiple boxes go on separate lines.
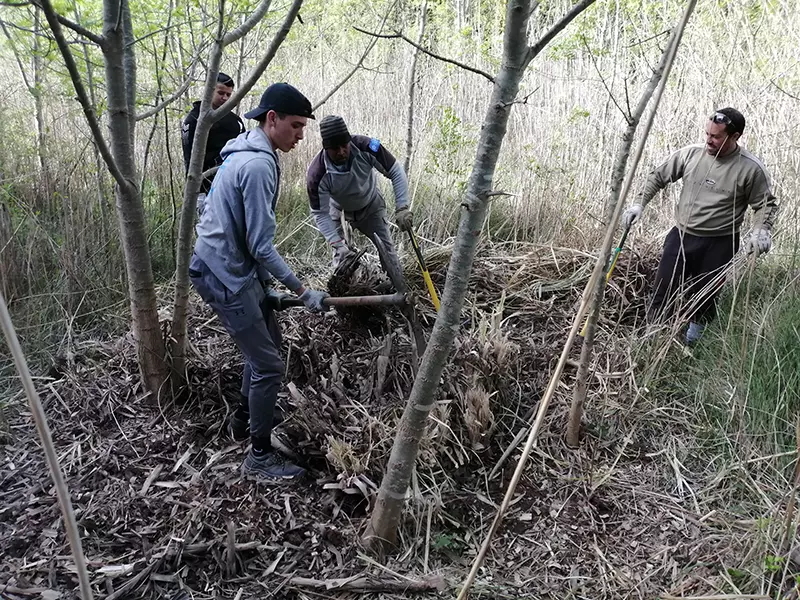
top-left (0, 290), bottom-right (94, 600)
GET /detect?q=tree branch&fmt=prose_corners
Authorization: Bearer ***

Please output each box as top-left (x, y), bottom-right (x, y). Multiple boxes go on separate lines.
top-left (581, 35), bottom-right (629, 122)
top-left (30, 0), bottom-right (104, 46)
top-left (0, 18), bottom-right (35, 91)
top-left (126, 20), bottom-right (191, 48)
top-left (771, 79), bottom-right (800, 102)
top-left (313, 0), bottom-right (397, 111)
top-left (0, 17), bottom-right (47, 37)
top-left (215, 0), bottom-right (303, 122)
top-left (626, 28), bottom-right (670, 48)
top-left (136, 75), bottom-right (193, 121)
top-left (136, 45), bottom-right (204, 121)
top-left (354, 26), bottom-right (495, 83)
top-left (525, 0), bottom-right (597, 66)
top-left (222, 0), bottom-right (272, 46)
top-left (37, 0), bottom-right (127, 189)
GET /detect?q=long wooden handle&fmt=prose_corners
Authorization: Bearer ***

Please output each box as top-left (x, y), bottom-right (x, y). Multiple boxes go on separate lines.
top-left (279, 293), bottom-right (408, 308)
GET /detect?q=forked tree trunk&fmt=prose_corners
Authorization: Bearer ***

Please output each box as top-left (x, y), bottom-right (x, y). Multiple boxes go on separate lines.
top-left (364, 0), bottom-right (597, 552)
top-left (565, 0), bottom-right (698, 447)
top-left (169, 0), bottom-right (304, 388)
top-left (103, 0), bottom-right (170, 395)
top-left (38, 0), bottom-right (171, 396)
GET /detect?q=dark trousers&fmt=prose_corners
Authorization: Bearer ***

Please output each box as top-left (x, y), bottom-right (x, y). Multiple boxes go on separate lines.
top-left (648, 227), bottom-right (739, 323)
top-left (330, 194), bottom-right (407, 292)
top-left (189, 255), bottom-right (283, 447)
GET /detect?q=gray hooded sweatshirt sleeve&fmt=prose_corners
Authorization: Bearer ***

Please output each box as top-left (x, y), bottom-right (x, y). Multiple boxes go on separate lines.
top-left (194, 128), bottom-right (302, 294)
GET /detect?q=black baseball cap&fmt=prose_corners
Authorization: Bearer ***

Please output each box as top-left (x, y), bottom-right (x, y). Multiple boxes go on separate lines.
top-left (244, 83), bottom-right (315, 120)
top-left (217, 72), bottom-right (235, 87)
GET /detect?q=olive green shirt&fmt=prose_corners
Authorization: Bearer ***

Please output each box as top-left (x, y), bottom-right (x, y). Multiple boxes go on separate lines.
top-left (637, 144), bottom-right (778, 236)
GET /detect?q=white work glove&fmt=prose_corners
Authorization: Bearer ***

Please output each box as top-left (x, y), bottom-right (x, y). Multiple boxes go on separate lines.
top-left (621, 204), bottom-right (644, 228)
top-left (331, 240), bottom-right (355, 269)
top-left (744, 227), bottom-right (772, 255)
top-left (299, 288), bottom-right (329, 312)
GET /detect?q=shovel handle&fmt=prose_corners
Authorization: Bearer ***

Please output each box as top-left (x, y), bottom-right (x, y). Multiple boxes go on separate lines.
top-left (579, 224), bottom-right (632, 336)
top-left (406, 229), bottom-right (441, 311)
top-left (276, 293), bottom-right (408, 309)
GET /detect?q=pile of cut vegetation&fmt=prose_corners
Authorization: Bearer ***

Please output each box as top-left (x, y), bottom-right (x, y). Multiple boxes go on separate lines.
top-left (3, 243), bottom-right (752, 600)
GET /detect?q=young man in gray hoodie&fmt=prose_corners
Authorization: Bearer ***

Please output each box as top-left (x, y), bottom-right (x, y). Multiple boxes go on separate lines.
top-left (190, 83), bottom-right (328, 482)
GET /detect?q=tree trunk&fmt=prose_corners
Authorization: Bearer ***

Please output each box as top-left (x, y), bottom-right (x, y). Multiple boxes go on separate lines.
top-left (365, 0), bottom-right (597, 552)
top-left (403, 0), bottom-right (427, 176)
top-left (32, 11), bottom-right (47, 188)
top-left (169, 15), bottom-right (227, 388)
top-left (566, 0), bottom-right (697, 447)
top-left (37, 0), bottom-right (170, 395)
top-left (169, 0), bottom-right (304, 389)
top-left (103, 0), bottom-right (169, 396)
top-left (77, 8), bottom-right (111, 252)
top-left (566, 280), bottom-right (602, 447)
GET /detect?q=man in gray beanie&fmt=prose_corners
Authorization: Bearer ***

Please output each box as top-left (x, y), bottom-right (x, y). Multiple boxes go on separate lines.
top-left (306, 115), bottom-right (413, 289)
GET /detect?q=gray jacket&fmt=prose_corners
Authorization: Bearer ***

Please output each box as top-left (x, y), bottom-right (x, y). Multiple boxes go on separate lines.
top-left (306, 135), bottom-right (409, 244)
top-left (194, 127), bottom-right (302, 294)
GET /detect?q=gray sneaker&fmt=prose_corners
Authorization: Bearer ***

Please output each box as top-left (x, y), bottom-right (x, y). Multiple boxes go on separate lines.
top-left (242, 450), bottom-right (305, 482)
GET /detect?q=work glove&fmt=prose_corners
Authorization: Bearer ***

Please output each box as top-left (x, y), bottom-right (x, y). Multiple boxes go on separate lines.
top-left (744, 227), bottom-right (772, 255)
top-left (621, 204), bottom-right (643, 228)
top-left (331, 239), bottom-right (355, 269)
top-left (395, 207), bottom-right (414, 232)
top-left (299, 288), bottom-right (329, 313)
top-left (261, 287), bottom-right (294, 311)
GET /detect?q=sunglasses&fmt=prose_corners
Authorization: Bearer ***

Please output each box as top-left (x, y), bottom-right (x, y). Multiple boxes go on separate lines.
top-left (711, 112), bottom-right (732, 126)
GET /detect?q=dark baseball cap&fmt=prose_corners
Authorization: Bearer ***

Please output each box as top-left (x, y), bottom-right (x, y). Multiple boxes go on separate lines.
top-left (244, 83), bottom-right (315, 120)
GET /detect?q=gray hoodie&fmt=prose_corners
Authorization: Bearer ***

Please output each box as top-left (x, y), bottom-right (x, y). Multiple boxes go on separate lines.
top-left (194, 127), bottom-right (302, 294)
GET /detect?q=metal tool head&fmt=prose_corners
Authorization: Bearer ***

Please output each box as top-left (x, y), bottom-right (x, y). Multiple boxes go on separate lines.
top-left (333, 247), bottom-right (367, 279)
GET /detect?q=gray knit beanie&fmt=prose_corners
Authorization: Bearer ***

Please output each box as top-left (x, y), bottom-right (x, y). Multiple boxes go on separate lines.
top-left (319, 115), bottom-right (351, 149)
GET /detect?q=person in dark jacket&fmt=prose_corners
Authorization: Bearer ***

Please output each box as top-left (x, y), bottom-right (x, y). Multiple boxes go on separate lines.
top-left (181, 72), bottom-right (245, 216)
top-left (190, 83), bottom-right (327, 483)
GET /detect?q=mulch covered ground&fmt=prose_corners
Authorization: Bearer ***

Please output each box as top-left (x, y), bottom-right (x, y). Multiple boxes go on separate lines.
top-left (0, 244), bottom-right (765, 599)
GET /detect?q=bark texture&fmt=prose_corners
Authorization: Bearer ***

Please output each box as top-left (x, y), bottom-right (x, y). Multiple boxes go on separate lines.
top-left (103, 0), bottom-right (170, 396)
top-left (365, 0), bottom-right (598, 552)
top-left (566, 0), bottom-right (697, 446)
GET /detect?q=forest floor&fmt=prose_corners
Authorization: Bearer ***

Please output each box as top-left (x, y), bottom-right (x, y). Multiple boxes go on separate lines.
top-left (0, 243), bottom-right (790, 599)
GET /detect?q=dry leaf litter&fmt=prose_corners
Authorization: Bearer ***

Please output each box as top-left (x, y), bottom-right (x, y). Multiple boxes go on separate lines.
top-left (0, 243), bottom-right (774, 599)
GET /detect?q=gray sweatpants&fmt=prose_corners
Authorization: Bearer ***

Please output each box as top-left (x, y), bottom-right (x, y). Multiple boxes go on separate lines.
top-left (189, 254), bottom-right (283, 444)
top-left (331, 194), bottom-right (406, 292)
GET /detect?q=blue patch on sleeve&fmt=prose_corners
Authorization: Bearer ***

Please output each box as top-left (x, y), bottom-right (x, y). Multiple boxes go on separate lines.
top-left (369, 138), bottom-right (381, 152)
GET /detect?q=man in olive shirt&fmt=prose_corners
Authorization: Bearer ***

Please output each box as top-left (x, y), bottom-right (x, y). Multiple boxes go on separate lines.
top-left (622, 107), bottom-right (778, 344)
